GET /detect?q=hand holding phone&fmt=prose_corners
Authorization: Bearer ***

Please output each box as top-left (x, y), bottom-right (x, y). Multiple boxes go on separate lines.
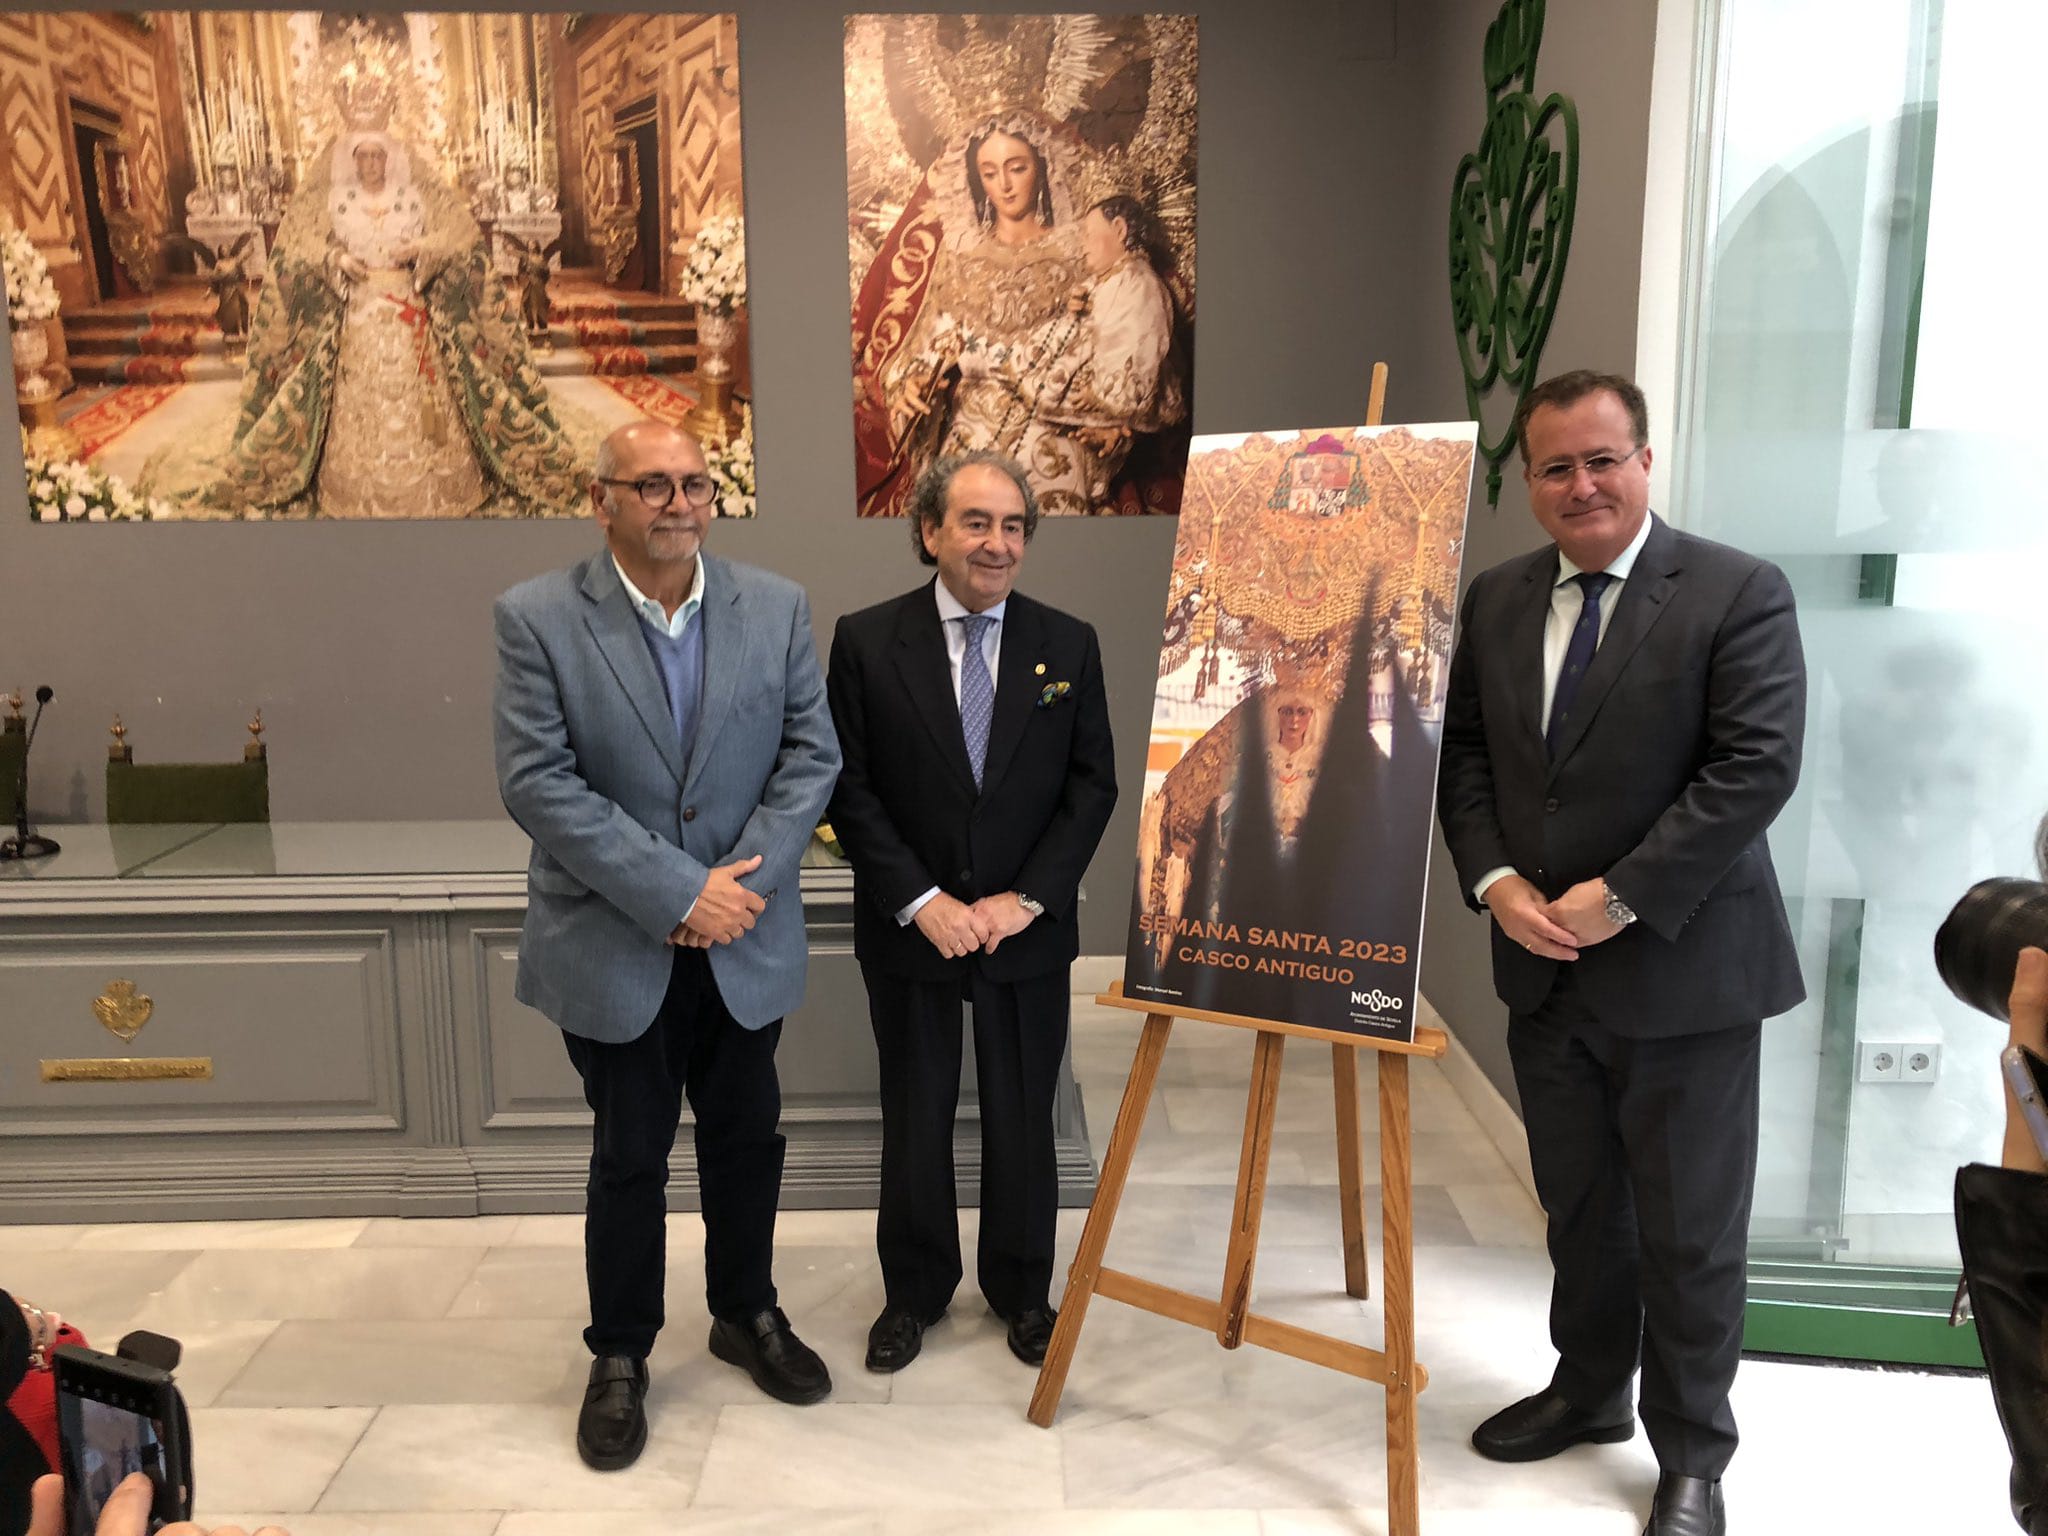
top-left (2001, 1040), bottom-right (2048, 1166)
top-left (52, 1344), bottom-right (191, 1535)
top-left (29, 1474), bottom-right (293, 1536)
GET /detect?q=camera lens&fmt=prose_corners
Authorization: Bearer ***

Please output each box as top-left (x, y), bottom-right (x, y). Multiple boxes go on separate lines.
top-left (1933, 877), bottom-right (2048, 1022)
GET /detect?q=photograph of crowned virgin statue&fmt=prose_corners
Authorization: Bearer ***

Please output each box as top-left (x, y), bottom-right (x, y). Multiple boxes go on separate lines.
top-left (845, 13), bottom-right (1197, 517)
top-left (2, 11), bottom-right (760, 522)
top-left (1125, 425), bottom-right (1476, 1041)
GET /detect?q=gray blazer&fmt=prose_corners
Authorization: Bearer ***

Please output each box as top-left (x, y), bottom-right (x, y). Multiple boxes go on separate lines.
top-left (1436, 514), bottom-right (1808, 1037)
top-left (493, 551), bottom-right (841, 1041)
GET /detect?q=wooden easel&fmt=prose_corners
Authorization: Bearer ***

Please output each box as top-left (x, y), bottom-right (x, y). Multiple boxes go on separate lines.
top-left (1029, 362), bottom-right (1446, 1536)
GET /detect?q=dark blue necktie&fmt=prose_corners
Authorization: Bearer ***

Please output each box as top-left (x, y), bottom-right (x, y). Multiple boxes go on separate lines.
top-left (1545, 571), bottom-right (1614, 757)
top-left (960, 613), bottom-right (995, 788)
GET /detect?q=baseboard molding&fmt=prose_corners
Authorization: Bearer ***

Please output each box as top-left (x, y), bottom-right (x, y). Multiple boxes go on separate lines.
top-left (1418, 994), bottom-right (1538, 1204)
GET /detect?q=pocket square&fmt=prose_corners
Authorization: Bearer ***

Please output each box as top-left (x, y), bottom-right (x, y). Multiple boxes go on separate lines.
top-left (1036, 681), bottom-right (1072, 708)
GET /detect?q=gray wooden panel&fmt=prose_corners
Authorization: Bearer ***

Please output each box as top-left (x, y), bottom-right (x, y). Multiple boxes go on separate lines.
top-left (0, 920), bottom-right (404, 1137)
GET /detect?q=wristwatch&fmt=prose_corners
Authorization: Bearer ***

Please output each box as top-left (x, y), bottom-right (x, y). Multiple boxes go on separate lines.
top-left (1015, 892), bottom-right (1046, 918)
top-left (1602, 880), bottom-right (1638, 927)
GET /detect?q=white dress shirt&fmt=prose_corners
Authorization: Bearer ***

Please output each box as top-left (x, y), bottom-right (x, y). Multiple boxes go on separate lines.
top-left (613, 552), bottom-right (705, 638)
top-left (896, 579), bottom-right (1007, 924)
top-left (1473, 512), bottom-right (1654, 905)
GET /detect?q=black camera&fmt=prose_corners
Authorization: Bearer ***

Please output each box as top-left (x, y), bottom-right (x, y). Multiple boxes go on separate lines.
top-left (1935, 877), bottom-right (2048, 1023)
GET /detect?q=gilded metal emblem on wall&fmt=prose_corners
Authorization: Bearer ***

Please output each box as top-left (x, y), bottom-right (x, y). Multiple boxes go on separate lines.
top-left (1448, 0), bottom-right (1580, 507)
top-left (91, 979), bottom-right (154, 1043)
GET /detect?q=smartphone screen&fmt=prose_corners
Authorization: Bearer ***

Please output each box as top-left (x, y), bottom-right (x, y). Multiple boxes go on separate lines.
top-left (55, 1370), bottom-right (175, 1535)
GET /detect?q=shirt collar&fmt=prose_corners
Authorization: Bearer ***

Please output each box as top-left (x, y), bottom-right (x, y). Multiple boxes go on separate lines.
top-left (613, 552), bottom-right (705, 639)
top-left (933, 576), bottom-right (1006, 628)
top-left (1556, 511), bottom-right (1654, 588)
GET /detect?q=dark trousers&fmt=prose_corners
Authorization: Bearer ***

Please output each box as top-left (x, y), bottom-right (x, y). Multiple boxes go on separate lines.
top-left (863, 963), bottom-right (1069, 1320)
top-left (562, 947), bottom-right (784, 1359)
top-left (1508, 967), bottom-right (1761, 1479)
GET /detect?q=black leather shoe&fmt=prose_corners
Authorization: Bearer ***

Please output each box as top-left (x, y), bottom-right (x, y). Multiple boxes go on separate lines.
top-left (1470, 1387), bottom-right (1634, 1463)
top-left (576, 1354), bottom-right (648, 1471)
top-left (1004, 1306), bottom-right (1057, 1367)
top-left (1644, 1472), bottom-right (1725, 1536)
top-left (865, 1304), bottom-right (945, 1372)
top-left (709, 1306), bottom-right (832, 1405)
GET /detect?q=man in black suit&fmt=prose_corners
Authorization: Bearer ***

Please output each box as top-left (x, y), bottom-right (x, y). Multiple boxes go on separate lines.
top-left (827, 450), bottom-right (1118, 1374)
top-left (1437, 372), bottom-right (1806, 1536)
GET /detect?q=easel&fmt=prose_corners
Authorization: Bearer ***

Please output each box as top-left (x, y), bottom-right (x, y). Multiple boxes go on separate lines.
top-left (1029, 362), bottom-right (1447, 1536)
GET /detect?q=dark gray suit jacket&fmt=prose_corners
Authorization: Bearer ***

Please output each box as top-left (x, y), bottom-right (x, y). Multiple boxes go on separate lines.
top-left (1436, 514), bottom-right (1807, 1036)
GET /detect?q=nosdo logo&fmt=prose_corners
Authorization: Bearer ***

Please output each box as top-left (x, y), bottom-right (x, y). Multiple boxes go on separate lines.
top-left (1350, 989), bottom-right (1404, 1012)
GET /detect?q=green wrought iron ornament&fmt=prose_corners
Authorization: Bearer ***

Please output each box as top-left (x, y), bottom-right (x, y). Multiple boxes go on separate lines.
top-left (1449, 0), bottom-right (1580, 506)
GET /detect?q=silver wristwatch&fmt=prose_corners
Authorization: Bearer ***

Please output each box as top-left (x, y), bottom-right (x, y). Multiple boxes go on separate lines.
top-left (1015, 892), bottom-right (1046, 918)
top-left (1602, 880), bottom-right (1638, 926)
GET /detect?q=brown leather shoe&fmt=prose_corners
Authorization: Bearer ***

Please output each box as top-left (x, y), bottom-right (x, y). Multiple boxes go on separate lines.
top-left (1470, 1387), bottom-right (1634, 1462)
top-left (576, 1354), bottom-right (648, 1471)
top-left (709, 1306), bottom-right (832, 1405)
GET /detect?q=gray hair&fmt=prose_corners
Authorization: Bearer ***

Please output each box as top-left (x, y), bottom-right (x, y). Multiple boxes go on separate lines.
top-left (910, 451), bottom-right (1040, 564)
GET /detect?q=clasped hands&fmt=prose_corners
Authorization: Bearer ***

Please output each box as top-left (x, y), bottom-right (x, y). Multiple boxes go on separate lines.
top-left (1484, 873), bottom-right (1622, 962)
top-left (914, 891), bottom-right (1036, 959)
top-left (670, 854), bottom-right (766, 949)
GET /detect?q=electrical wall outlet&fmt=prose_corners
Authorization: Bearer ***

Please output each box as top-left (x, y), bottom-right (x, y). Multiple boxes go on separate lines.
top-left (1858, 1041), bottom-right (1941, 1084)
top-left (1900, 1043), bottom-right (1942, 1083)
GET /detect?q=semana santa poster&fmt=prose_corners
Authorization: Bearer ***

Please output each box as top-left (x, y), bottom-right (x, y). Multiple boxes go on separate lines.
top-left (1124, 422), bottom-right (1476, 1041)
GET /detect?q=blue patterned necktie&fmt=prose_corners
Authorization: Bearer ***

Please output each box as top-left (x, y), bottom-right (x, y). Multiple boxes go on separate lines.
top-left (959, 613), bottom-right (996, 788)
top-left (1545, 572), bottom-right (1614, 757)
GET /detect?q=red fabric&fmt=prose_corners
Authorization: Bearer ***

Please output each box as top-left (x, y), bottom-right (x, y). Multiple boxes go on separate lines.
top-left (5, 1321), bottom-right (86, 1475)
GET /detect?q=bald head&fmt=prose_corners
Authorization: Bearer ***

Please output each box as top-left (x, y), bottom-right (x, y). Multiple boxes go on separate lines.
top-left (594, 419), bottom-right (705, 485)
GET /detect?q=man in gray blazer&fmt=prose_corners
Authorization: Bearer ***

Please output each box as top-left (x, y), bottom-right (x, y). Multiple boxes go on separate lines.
top-left (1437, 372), bottom-right (1806, 1536)
top-left (494, 419), bottom-right (842, 1471)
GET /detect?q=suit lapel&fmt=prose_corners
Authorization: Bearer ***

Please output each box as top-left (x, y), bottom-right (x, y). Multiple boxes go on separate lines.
top-left (1511, 548), bottom-right (1560, 746)
top-left (683, 555), bottom-right (742, 794)
top-left (580, 554), bottom-right (685, 786)
top-left (978, 594), bottom-right (1043, 798)
top-left (892, 582), bottom-right (979, 796)
top-left (1545, 516), bottom-right (1682, 778)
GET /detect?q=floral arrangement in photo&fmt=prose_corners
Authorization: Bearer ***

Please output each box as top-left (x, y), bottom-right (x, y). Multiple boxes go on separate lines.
top-left (676, 213), bottom-right (747, 315)
top-left (22, 431), bottom-right (168, 522)
top-left (2, 221), bottom-right (60, 325)
top-left (704, 404), bottom-right (756, 519)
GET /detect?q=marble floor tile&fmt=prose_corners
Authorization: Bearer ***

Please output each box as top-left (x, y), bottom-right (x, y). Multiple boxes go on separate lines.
top-left (505, 1213), bottom-right (586, 1247)
top-left (693, 1404), bottom-right (1064, 1509)
top-left (355, 1215), bottom-right (526, 1248)
top-left (501, 1513), bottom-right (882, 1536)
top-left (70, 1217), bottom-right (371, 1251)
top-left (1444, 1181), bottom-right (1546, 1248)
top-left (1, 1249), bottom-right (201, 1341)
top-left (134, 1246), bottom-right (488, 1330)
top-left (217, 1319), bottom-right (590, 1407)
top-left (204, 1517), bottom-right (500, 1536)
top-left (318, 1403), bottom-right (718, 1511)
top-left (442, 1244), bottom-right (592, 1320)
top-left (891, 1516), bottom-right (1261, 1535)
top-left (186, 1406), bottom-right (376, 1514)
top-left (160, 1318), bottom-right (280, 1409)
top-left (0, 1222), bottom-right (85, 1251)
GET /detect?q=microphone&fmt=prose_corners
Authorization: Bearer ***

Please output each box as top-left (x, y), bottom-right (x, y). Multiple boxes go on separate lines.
top-left (1, 683), bottom-right (60, 861)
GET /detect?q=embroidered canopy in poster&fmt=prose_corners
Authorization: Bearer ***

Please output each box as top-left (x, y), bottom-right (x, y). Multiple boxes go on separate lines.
top-left (845, 13), bottom-right (1198, 518)
top-left (1125, 424), bottom-right (1477, 1042)
top-left (1, 10), bottom-right (759, 523)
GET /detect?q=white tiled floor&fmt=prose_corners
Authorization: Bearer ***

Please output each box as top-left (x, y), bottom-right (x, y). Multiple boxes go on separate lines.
top-left (2, 993), bottom-right (2014, 1533)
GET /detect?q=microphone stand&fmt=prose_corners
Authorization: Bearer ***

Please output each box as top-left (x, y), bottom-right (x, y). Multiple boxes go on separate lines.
top-left (1, 685), bottom-right (60, 861)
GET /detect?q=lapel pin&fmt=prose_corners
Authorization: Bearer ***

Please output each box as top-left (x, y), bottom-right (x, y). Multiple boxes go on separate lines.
top-left (1034, 663), bottom-right (1046, 675)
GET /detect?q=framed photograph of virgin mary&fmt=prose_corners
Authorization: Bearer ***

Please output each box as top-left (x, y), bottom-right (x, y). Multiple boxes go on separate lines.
top-left (845, 14), bottom-right (1198, 517)
top-left (2, 10), bottom-right (758, 522)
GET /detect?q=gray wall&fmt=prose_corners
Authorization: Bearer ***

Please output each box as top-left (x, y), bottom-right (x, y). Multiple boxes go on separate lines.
top-left (0, 0), bottom-right (1665, 1107)
top-left (1395, 0), bottom-right (1666, 1107)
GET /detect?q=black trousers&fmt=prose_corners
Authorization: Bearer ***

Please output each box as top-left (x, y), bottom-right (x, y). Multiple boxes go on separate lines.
top-left (1508, 967), bottom-right (1761, 1479)
top-left (562, 947), bottom-right (784, 1359)
top-left (863, 963), bottom-right (1069, 1320)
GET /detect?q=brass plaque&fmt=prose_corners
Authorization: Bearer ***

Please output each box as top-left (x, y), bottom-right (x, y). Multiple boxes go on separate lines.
top-left (41, 1058), bottom-right (213, 1083)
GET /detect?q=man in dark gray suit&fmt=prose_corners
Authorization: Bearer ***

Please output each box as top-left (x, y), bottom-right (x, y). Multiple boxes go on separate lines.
top-left (494, 420), bottom-right (841, 1471)
top-left (1437, 372), bottom-right (1806, 1536)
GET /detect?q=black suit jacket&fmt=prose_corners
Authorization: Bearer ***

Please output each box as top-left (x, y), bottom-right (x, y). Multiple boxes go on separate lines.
top-left (827, 581), bottom-right (1119, 983)
top-left (1436, 514), bottom-right (1808, 1036)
